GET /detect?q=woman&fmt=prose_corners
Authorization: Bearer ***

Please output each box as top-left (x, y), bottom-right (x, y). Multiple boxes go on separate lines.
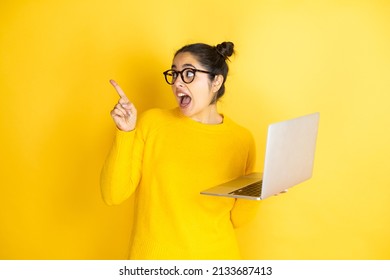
top-left (101, 42), bottom-right (259, 259)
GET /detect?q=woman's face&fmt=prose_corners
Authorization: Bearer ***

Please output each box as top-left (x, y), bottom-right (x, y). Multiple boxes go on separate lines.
top-left (171, 52), bottom-right (222, 124)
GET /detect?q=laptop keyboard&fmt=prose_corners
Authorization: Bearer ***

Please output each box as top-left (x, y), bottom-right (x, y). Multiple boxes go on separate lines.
top-left (228, 181), bottom-right (263, 197)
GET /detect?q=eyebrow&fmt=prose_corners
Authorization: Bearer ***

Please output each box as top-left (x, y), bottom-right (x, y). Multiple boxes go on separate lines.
top-left (171, 63), bottom-right (196, 69)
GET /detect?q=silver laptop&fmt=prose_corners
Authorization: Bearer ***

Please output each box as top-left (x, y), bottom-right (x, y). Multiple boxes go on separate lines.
top-left (201, 112), bottom-right (320, 200)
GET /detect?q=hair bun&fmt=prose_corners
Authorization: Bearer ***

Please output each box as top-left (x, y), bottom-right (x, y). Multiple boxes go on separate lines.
top-left (215, 41), bottom-right (234, 60)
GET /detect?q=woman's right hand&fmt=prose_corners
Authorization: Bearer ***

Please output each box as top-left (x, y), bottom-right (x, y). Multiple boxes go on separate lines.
top-left (109, 80), bottom-right (137, 132)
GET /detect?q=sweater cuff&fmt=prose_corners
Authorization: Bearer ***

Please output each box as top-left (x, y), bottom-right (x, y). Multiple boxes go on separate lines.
top-left (115, 128), bottom-right (136, 139)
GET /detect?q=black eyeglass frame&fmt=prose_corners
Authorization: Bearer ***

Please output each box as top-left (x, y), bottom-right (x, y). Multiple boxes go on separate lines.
top-left (163, 68), bottom-right (215, 85)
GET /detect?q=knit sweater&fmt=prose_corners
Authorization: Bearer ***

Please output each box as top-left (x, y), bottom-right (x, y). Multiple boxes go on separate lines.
top-left (101, 107), bottom-right (259, 259)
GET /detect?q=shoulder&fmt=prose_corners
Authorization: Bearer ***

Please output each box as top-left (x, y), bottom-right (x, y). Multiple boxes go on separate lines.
top-left (223, 116), bottom-right (256, 159)
top-left (223, 116), bottom-right (254, 141)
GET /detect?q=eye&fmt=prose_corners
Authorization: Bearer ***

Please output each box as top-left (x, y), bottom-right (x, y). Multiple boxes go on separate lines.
top-left (184, 69), bottom-right (195, 79)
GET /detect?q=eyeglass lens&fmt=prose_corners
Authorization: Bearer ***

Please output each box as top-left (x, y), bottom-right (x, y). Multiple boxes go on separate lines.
top-left (163, 68), bottom-right (214, 85)
top-left (164, 69), bottom-right (195, 85)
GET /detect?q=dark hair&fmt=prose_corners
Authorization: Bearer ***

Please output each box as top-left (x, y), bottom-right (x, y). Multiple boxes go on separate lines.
top-left (174, 41), bottom-right (235, 102)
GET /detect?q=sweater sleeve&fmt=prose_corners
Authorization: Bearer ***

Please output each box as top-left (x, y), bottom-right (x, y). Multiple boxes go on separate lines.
top-left (100, 128), bottom-right (144, 206)
top-left (230, 131), bottom-right (260, 228)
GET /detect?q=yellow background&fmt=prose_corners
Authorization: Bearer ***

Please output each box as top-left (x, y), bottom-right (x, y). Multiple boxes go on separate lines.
top-left (1, 0), bottom-right (389, 259)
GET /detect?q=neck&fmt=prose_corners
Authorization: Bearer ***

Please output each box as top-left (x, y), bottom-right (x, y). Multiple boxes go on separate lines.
top-left (191, 104), bottom-right (223, 124)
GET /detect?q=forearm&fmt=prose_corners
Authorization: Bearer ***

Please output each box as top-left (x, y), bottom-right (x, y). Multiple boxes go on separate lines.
top-left (100, 129), bottom-right (139, 205)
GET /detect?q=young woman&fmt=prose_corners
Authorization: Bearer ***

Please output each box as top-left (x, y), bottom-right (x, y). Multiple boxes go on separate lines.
top-left (101, 42), bottom-right (259, 259)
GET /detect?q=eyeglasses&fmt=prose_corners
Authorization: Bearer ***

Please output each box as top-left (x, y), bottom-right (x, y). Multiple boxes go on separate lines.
top-left (163, 68), bottom-right (214, 85)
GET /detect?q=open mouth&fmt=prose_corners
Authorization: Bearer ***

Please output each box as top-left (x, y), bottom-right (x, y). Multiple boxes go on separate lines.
top-left (178, 93), bottom-right (192, 108)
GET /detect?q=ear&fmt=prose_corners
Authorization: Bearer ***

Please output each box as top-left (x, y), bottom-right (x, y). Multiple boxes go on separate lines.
top-left (212, 75), bottom-right (224, 93)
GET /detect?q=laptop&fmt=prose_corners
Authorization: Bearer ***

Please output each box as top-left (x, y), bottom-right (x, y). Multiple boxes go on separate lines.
top-left (200, 112), bottom-right (320, 200)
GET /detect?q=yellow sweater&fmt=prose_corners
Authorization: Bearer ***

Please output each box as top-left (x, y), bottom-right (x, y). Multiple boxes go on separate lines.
top-left (101, 108), bottom-right (259, 259)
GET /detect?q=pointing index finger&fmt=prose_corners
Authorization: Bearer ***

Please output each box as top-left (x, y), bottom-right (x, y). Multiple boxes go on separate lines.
top-left (110, 79), bottom-right (129, 101)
